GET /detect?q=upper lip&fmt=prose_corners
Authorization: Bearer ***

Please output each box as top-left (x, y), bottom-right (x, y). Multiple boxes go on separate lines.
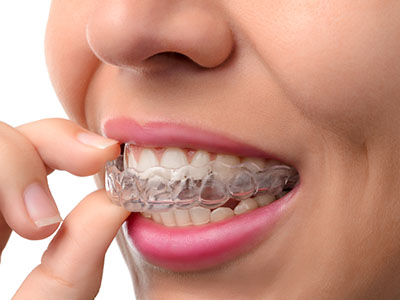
top-left (102, 117), bottom-right (286, 161)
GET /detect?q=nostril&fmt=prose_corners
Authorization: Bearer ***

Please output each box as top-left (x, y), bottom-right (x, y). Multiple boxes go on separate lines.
top-left (142, 51), bottom-right (204, 72)
top-left (146, 51), bottom-right (197, 65)
top-left (148, 52), bottom-right (188, 60)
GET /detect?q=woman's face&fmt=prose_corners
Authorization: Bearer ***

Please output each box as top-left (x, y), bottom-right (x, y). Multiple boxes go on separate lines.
top-left (45, 1), bottom-right (400, 299)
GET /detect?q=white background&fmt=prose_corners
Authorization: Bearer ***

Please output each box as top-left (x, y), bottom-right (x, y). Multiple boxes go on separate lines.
top-left (0, 1), bottom-right (133, 299)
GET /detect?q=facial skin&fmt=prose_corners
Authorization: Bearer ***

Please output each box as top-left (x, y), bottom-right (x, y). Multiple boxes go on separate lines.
top-left (45, 1), bottom-right (400, 299)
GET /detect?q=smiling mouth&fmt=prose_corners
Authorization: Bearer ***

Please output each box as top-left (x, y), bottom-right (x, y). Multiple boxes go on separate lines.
top-left (106, 143), bottom-right (299, 227)
top-left (103, 118), bottom-right (301, 271)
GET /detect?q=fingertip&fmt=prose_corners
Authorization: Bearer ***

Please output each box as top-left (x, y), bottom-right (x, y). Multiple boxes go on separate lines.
top-left (1, 182), bottom-right (62, 241)
top-left (34, 215), bottom-right (63, 228)
top-left (76, 131), bottom-right (119, 150)
top-left (12, 217), bottom-right (61, 241)
top-left (17, 119), bottom-right (121, 177)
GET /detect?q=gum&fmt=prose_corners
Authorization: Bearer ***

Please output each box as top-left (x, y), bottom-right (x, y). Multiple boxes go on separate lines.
top-left (105, 149), bottom-right (299, 212)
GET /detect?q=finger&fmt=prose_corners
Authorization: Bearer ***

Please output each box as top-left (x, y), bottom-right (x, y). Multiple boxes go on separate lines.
top-left (0, 121), bottom-right (61, 240)
top-left (0, 118), bottom-right (119, 240)
top-left (13, 190), bottom-right (130, 300)
top-left (17, 118), bottom-right (120, 176)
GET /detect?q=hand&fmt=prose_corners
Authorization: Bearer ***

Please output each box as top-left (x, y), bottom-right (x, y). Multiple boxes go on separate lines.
top-left (0, 118), bottom-right (129, 299)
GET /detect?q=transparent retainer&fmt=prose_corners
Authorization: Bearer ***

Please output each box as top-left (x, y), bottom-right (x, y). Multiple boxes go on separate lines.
top-left (105, 144), bottom-right (299, 213)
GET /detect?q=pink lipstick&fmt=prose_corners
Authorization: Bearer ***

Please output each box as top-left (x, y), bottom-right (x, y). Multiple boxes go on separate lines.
top-left (103, 117), bottom-right (299, 271)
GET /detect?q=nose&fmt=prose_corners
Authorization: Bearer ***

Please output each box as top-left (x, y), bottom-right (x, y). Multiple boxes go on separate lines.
top-left (86, 0), bottom-right (234, 70)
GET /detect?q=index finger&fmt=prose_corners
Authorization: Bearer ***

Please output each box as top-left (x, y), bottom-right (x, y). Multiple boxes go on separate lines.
top-left (17, 118), bottom-right (120, 176)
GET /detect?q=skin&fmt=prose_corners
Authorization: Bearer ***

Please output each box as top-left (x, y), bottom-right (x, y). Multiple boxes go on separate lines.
top-left (2, 0), bottom-right (400, 299)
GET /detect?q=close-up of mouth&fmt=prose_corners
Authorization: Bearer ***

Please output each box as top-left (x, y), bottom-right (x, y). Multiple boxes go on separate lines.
top-left (3, 1), bottom-right (400, 298)
top-left (103, 117), bottom-right (301, 271)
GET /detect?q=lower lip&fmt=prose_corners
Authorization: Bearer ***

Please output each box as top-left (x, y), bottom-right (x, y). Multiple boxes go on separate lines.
top-left (125, 186), bottom-right (300, 272)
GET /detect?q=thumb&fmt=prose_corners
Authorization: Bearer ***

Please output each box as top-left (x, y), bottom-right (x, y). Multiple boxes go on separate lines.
top-left (13, 189), bottom-right (130, 300)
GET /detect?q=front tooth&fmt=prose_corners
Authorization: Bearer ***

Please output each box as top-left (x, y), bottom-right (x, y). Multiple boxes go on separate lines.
top-left (137, 149), bottom-right (159, 173)
top-left (189, 206), bottom-right (211, 225)
top-left (161, 148), bottom-right (188, 168)
top-left (152, 213), bottom-right (162, 223)
top-left (190, 151), bottom-right (210, 180)
top-left (233, 198), bottom-right (258, 215)
top-left (253, 194), bottom-right (275, 207)
top-left (160, 210), bottom-right (176, 227)
top-left (161, 148), bottom-right (189, 181)
top-left (174, 209), bottom-right (192, 227)
top-left (124, 145), bottom-right (138, 169)
top-left (210, 207), bottom-right (234, 223)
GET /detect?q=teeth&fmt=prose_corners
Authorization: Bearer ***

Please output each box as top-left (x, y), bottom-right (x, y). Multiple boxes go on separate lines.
top-left (160, 210), bottom-right (176, 227)
top-left (148, 194), bottom-right (276, 227)
top-left (233, 198), bottom-right (258, 215)
top-left (174, 209), bottom-right (192, 227)
top-left (189, 206), bottom-right (211, 225)
top-left (215, 154), bottom-right (241, 166)
top-left (191, 150), bottom-right (210, 167)
top-left (137, 149), bottom-right (159, 175)
top-left (190, 151), bottom-right (210, 180)
top-left (160, 148), bottom-right (189, 181)
top-left (253, 194), bottom-right (275, 207)
top-left (214, 154), bottom-right (241, 179)
top-left (210, 207), bottom-right (234, 223)
top-left (160, 148), bottom-right (188, 169)
top-left (151, 213), bottom-right (162, 223)
top-left (141, 212), bottom-right (152, 218)
top-left (242, 157), bottom-right (267, 171)
top-left (147, 194), bottom-right (276, 227)
top-left (117, 144), bottom-right (294, 227)
top-left (124, 146), bottom-right (138, 169)
top-left (264, 160), bottom-right (283, 169)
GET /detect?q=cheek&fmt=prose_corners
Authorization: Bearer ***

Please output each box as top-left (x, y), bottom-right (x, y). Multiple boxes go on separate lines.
top-left (240, 1), bottom-right (400, 139)
top-left (45, 0), bottom-right (99, 126)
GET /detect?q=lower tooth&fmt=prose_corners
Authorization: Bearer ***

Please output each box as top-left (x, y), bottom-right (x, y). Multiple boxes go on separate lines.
top-left (160, 210), bottom-right (176, 227)
top-left (210, 207), bottom-right (234, 223)
top-left (253, 194), bottom-right (275, 207)
top-left (189, 206), bottom-right (211, 225)
top-left (152, 213), bottom-right (162, 223)
top-left (174, 209), bottom-right (192, 227)
top-left (142, 212), bottom-right (152, 218)
top-left (233, 198), bottom-right (258, 215)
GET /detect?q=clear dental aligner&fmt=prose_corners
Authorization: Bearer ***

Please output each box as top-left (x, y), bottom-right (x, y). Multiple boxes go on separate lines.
top-left (105, 144), bottom-right (299, 213)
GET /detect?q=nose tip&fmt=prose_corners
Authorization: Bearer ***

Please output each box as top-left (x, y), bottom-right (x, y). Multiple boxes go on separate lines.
top-left (86, 1), bottom-right (234, 70)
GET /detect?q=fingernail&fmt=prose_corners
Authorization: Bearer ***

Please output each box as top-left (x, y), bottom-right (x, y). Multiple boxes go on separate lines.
top-left (24, 183), bottom-right (62, 228)
top-left (77, 132), bottom-right (119, 150)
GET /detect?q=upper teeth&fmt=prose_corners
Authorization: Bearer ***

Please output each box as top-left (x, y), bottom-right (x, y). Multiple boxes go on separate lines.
top-left (161, 148), bottom-right (188, 169)
top-left (106, 143), bottom-right (298, 223)
top-left (125, 145), bottom-right (281, 181)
